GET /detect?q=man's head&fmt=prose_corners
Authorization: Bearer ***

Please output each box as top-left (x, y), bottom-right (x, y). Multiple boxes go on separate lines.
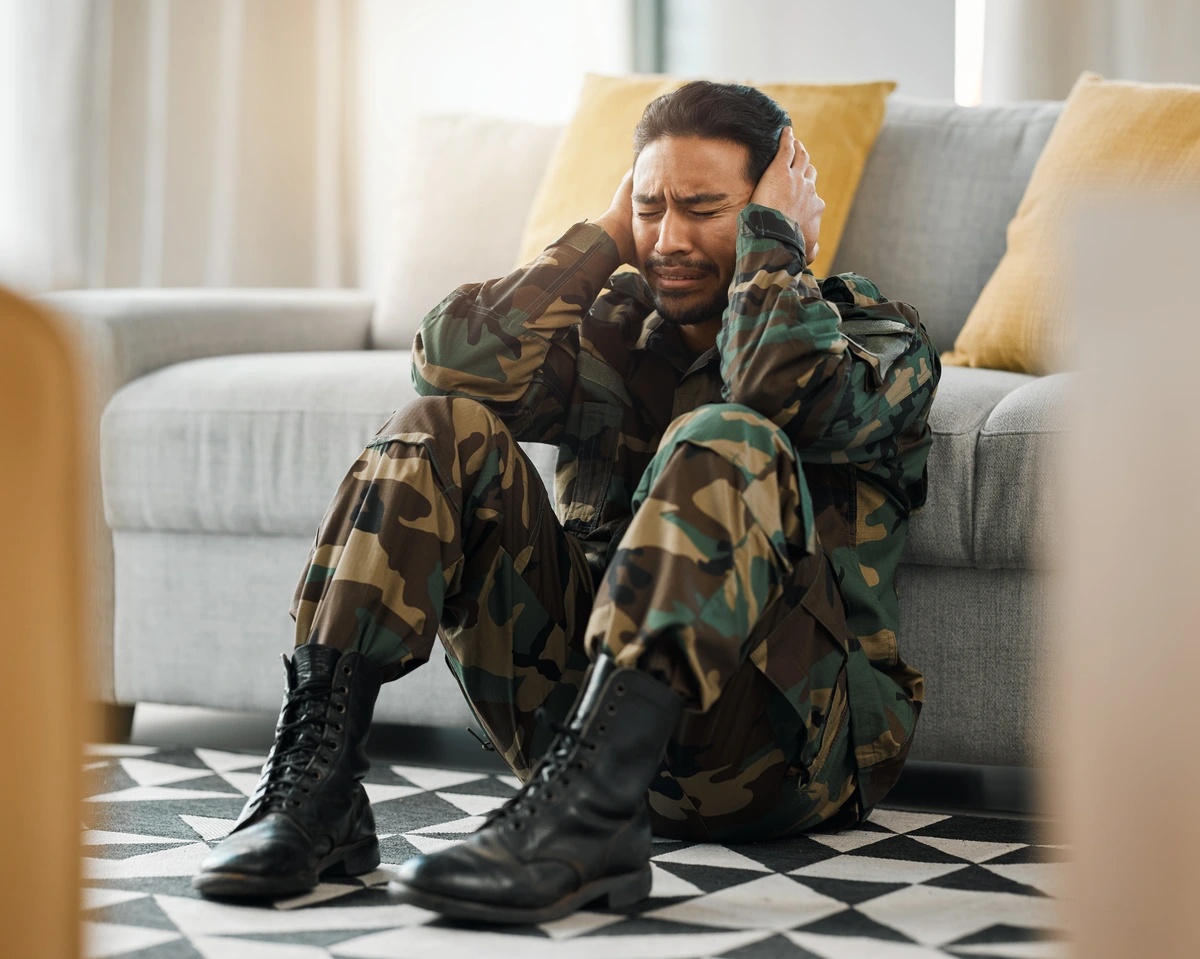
top-left (631, 81), bottom-right (791, 330)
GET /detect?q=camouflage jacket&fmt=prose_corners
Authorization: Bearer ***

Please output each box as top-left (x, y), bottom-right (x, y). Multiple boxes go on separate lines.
top-left (413, 203), bottom-right (940, 795)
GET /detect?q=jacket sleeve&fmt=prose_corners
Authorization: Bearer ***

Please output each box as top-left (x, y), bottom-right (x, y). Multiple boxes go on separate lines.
top-left (718, 204), bottom-right (938, 467)
top-left (411, 222), bottom-right (622, 445)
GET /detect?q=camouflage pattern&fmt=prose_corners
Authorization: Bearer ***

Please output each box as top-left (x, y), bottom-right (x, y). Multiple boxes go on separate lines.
top-left (292, 393), bottom-right (860, 839)
top-left (410, 202), bottom-right (939, 817)
top-left (291, 394), bottom-right (595, 779)
top-left (589, 403), bottom-right (861, 838)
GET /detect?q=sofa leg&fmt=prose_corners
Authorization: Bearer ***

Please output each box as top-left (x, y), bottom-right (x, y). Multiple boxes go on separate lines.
top-left (96, 703), bottom-right (136, 744)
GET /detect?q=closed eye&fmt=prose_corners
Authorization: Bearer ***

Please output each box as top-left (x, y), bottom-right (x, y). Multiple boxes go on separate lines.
top-left (690, 210), bottom-right (718, 218)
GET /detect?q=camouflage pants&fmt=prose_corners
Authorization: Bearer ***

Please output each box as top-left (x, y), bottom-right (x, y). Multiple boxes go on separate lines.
top-left (291, 395), bottom-right (860, 842)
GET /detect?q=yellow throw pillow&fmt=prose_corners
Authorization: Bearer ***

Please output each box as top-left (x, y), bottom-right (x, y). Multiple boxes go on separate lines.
top-left (516, 73), bottom-right (896, 277)
top-left (945, 72), bottom-right (1200, 373)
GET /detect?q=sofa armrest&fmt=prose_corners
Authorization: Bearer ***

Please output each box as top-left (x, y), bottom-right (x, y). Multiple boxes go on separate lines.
top-left (37, 288), bottom-right (374, 705)
top-left (41, 288), bottom-right (374, 390)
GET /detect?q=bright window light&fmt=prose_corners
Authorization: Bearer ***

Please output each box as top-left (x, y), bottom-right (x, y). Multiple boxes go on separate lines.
top-left (955, 0), bottom-right (986, 105)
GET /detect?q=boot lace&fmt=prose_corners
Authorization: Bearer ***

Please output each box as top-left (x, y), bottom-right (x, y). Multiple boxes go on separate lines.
top-left (483, 708), bottom-right (599, 831)
top-left (257, 680), bottom-right (339, 810)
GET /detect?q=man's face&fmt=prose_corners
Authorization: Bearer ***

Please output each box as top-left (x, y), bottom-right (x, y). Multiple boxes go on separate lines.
top-left (632, 136), bottom-right (755, 329)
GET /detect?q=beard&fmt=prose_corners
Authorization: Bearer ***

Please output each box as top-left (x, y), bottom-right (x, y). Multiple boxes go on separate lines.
top-left (643, 253), bottom-right (728, 327)
top-left (652, 286), bottom-right (729, 326)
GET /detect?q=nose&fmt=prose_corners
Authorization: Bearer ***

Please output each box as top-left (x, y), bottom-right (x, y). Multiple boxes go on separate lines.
top-left (654, 209), bottom-right (693, 257)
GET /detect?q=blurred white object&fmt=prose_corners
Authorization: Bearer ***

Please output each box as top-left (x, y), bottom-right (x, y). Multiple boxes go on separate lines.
top-left (1046, 193), bottom-right (1200, 957)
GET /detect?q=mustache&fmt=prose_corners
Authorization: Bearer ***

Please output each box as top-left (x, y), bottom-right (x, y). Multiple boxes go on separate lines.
top-left (643, 255), bottom-right (718, 275)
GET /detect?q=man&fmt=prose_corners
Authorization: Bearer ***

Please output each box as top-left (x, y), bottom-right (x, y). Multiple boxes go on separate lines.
top-left (194, 81), bottom-right (938, 924)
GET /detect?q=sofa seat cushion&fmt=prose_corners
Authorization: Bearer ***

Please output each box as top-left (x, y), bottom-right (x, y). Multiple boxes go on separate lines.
top-left (103, 351), bottom-right (418, 534)
top-left (102, 350), bottom-right (562, 536)
top-left (903, 365), bottom-right (1035, 567)
top-left (104, 351), bottom-right (1059, 570)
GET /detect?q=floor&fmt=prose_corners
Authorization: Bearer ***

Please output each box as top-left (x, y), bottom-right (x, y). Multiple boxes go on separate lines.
top-left (84, 714), bottom-right (1068, 959)
top-left (129, 703), bottom-right (1046, 822)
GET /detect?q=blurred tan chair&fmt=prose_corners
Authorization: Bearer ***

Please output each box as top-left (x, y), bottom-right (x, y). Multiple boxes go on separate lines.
top-left (0, 288), bottom-right (90, 957)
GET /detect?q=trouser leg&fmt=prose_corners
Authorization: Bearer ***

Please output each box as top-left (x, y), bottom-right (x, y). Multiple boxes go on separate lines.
top-left (586, 403), bottom-right (858, 841)
top-left (289, 395), bottom-right (593, 779)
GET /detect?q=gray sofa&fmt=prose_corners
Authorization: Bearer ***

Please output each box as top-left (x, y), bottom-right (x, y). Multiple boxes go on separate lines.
top-left (46, 94), bottom-right (1068, 771)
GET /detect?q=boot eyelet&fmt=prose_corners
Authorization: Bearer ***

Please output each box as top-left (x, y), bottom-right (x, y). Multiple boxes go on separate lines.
top-left (337, 685), bottom-right (349, 694)
top-left (336, 704), bottom-right (347, 713)
top-left (615, 683), bottom-right (626, 695)
top-left (342, 665), bottom-right (352, 676)
top-left (605, 703), bottom-right (616, 715)
top-left (597, 722), bottom-right (607, 734)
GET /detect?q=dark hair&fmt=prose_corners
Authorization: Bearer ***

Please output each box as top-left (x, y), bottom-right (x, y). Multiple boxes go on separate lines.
top-left (632, 80), bottom-right (791, 184)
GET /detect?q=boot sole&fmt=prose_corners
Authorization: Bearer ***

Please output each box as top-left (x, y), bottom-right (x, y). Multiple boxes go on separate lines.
top-left (387, 864), bottom-right (652, 925)
top-left (192, 835), bottom-right (381, 899)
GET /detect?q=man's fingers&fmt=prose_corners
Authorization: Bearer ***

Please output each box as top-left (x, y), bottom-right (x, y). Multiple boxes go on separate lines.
top-left (804, 163), bottom-right (817, 182)
top-left (777, 126), bottom-right (795, 157)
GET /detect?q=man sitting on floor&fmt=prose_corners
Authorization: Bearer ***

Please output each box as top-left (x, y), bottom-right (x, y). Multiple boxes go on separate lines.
top-left (193, 80), bottom-right (939, 924)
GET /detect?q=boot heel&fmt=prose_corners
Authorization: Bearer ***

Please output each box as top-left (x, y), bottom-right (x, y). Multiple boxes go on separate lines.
top-left (605, 866), bottom-right (652, 909)
top-left (326, 838), bottom-right (381, 877)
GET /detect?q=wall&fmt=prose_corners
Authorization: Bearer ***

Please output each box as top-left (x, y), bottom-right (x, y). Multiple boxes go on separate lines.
top-left (662, 0), bottom-right (956, 100)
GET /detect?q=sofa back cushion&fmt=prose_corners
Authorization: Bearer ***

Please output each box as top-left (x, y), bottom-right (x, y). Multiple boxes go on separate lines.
top-left (832, 96), bottom-right (1062, 355)
top-left (371, 114), bottom-right (563, 350)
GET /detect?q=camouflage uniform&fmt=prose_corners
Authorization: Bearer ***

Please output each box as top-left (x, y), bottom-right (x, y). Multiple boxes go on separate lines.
top-left (292, 204), bottom-right (939, 841)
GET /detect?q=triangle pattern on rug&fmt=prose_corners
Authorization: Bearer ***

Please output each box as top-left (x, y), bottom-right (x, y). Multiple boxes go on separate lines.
top-left (434, 790), bottom-right (509, 816)
top-left (180, 815), bottom-right (238, 842)
top-left (193, 748), bottom-right (267, 772)
top-left (923, 863), bottom-right (1049, 898)
top-left (119, 758), bottom-right (217, 788)
top-left (79, 744), bottom-right (1068, 958)
top-left (389, 764), bottom-right (489, 792)
top-left (87, 784), bottom-right (243, 803)
top-left (911, 835), bottom-right (1028, 863)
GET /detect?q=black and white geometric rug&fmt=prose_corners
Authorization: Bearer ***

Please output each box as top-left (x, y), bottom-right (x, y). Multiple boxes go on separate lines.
top-left (83, 744), bottom-right (1069, 959)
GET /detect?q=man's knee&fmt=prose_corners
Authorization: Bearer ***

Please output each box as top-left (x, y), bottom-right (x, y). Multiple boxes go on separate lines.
top-left (655, 403), bottom-right (796, 470)
top-left (372, 395), bottom-right (509, 450)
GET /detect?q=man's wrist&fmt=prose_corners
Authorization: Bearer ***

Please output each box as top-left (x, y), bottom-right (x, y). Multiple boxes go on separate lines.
top-left (592, 213), bottom-right (634, 265)
top-left (739, 203), bottom-right (806, 259)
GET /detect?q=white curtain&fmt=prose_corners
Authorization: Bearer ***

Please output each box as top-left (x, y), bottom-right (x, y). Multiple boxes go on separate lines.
top-left (982, 0), bottom-right (1200, 102)
top-left (0, 0), bottom-right (633, 296)
top-left (0, 0), bottom-right (359, 294)
top-left (0, 0), bottom-right (93, 291)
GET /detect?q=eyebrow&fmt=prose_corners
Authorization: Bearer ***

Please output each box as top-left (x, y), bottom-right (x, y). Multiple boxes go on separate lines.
top-left (632, 191), bottom-right (730, 206)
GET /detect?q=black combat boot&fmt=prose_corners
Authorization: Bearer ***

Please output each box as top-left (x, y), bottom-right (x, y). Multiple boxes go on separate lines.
top-left (193, 644), bottom-right (383, 898)
top-left (389, 654), bottom-right (684, 923)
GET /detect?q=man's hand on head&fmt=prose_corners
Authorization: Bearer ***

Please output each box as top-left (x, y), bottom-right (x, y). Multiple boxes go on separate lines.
top-left (593, 169), bottom-right (637, 266)
top-left (749, 127), bottom-right (824, 264)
